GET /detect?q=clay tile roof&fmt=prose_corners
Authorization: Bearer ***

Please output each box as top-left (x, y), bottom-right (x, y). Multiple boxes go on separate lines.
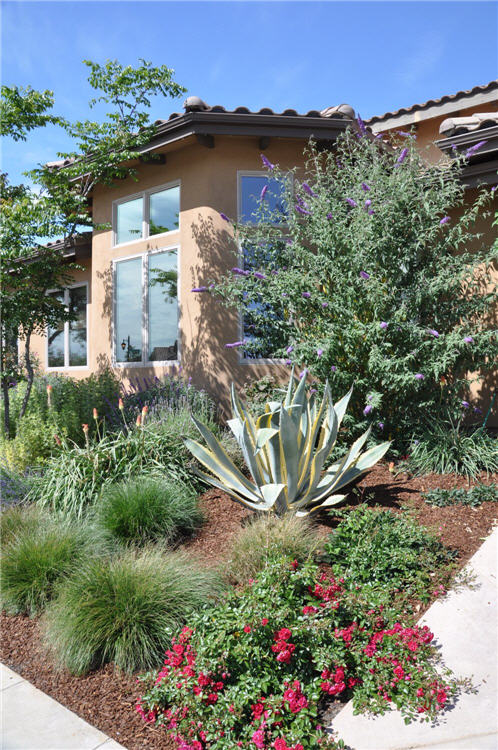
top-left (367, 81), bottom-right (498, 125)
top-left (181, 96), bottom-right (356, 120)
top-left (439, 112), bottom-right (498, 137)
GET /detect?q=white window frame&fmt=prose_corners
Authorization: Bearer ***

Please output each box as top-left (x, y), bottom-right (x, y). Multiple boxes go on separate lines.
top-left (46, 282), bottom-right (89, 371)
top-left (112, 180), bottom-right (181, 248)
top-left (111, 245), bottom-right (180, 368)
top-left (236, 171), bottom-right (289, 365)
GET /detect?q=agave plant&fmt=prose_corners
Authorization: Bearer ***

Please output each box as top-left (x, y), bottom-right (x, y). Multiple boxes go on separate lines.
top-left (184, 372), bottom-right (390, 516)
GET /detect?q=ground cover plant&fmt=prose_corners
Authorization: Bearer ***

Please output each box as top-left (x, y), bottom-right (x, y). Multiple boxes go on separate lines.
top-left (212, 131), bottom-right (496, 451)
top-left (185, 371), bottom-right (390, 516)
top-left (98, 476), bottom-right (202, 546)
top-left (138, 557), bottom-right (456, 749)
top-left (43, 548), bottom-right (222, 675)
top-left (421, 483), bottom-right (498, 508)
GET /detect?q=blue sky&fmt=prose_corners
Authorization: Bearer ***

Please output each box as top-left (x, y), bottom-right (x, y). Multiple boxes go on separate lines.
top-left (2, 0), bottom-right (497, 185)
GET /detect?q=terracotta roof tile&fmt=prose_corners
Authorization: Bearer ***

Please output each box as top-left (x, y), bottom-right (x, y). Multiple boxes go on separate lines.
top-left (439, 112), bottom-right (498, 137)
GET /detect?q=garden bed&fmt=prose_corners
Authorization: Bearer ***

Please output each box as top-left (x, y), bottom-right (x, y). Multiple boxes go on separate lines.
top-left (1, 464), bottom-right (496, 750)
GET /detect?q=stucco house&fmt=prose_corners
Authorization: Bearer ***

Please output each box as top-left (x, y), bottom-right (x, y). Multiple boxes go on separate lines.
top-left (29, 81), bottom-right (498, 415)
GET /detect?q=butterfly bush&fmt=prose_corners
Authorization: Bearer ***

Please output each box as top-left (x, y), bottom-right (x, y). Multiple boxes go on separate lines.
top-left (138, 559), bottom-right (455, 749)
top-left (213, 130), bottom-right (497, 447)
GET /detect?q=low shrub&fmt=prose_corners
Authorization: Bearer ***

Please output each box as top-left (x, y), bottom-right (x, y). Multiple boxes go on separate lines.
top-left (324, 507), bottom-right (456, 606)
top-left (0, 503), bottom-right (47, 547)
top-left (43, 548), bottom-right (222, 674)
top-left (98, 477), bottom-right (202, 545)
top-left (0, 462), bottom-right (32, 507)
top-left (228, 515), bottom-right (320, 584)
top-left (406, 422), bottom-right (498, 478)
top-left (0, 413), bottom-right (57, 473)
top-left (0, 515), bottom-right (100, 616)
top-left (138, 558), bottom-right (455, 749)
top-left (422, 483), bottom-right (498, 508)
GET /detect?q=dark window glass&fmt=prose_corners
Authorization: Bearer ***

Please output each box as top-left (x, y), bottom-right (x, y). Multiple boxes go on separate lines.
top-left (68, 286), bottom-right (87, 366)
top-left (240, 176), bottom-right (287, 224)
top-left (47, 290), bottom-right (65, 367)
top-left (148, 250), bottom-right (178, 361)
top-left (115, 257), bottom-right (143, 363)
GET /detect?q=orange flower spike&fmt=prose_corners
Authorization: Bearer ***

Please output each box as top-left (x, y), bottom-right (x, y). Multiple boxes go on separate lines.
top-left (54, 434), bottom-right (61, 446)
top-left (388, 461), bottom-right (395, 473)
top-left (82, 423), bottom-right (89, 434)
top-left (93, 408), bottom-right (98, 420)
top-left (46, 384), bottom-right (53, 408)
top-left (142, 404), bottom-right (148, 419)
top-left (46, 384), bottom-right (53, 393)
top-left (136, 414), bottom-right (142, 427)
top-left (118, 398), bottom-right (124, 411)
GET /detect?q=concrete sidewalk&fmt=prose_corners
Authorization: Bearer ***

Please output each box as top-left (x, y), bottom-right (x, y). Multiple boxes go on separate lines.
top-left (331, 526), bottom-right (498, 750)
top-left (1, 664), bottom-right (127, 750)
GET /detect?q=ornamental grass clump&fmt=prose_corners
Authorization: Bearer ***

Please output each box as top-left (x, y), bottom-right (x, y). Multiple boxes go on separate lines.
top-left (97, 476), bottom-right (202, 545)
top-left (185, 370), bottom-right (390, 516)
top-left (43, 547), bottom-right (223, 675)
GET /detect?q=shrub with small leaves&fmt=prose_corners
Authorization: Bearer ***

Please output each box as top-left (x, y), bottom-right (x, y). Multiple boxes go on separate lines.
top-left (422, 483), bottom-right (498, 508)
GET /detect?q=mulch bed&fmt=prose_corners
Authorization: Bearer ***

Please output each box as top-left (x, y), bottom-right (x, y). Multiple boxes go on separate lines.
top-left (1, 464), bottom-right (496, 750)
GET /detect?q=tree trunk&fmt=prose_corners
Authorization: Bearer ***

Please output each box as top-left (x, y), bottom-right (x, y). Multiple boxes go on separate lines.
top-left (2, 380), bottom-right (10, 436)
top-left (19, 329), bottom-right (34, 419)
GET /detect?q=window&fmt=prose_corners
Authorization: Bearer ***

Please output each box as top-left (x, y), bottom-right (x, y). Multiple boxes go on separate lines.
top-left (114, 248), bottom-right (178, 365)
top-left (47, 285), bottom-right (88, 368)
top-left (113, 183), bottom-right (180, 246)
top-left (238, 174), bottom-right (287, 224)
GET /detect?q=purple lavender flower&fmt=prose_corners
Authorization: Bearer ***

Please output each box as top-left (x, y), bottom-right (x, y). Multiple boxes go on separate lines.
top-left (346, 198), bottom-right (358, 208)
top-left (326, 212), bottom-right (333, 220)
top-left (282, 292), bottom-right (288, 297)
top-left (285, 359), bottom-right (292, 365)
top-left (225, 340), bottom-right (246, 349)
top-left (361, 182), bottom-right (370, 192)
top-left (395, 148), bottom-right (408, 166)
top-left (295, 204), bottom-right (311, 216)
top-left (302, 291), bottom-right (311, 298)
top-left (286, 345), bottom-right (294, 354)
top-left (415, 373), bottom-right (425, 380)
top-left (317, 348), bottom-right (323, 358)
top-left (191, 286), bottom-right (209, 293)
top-left (428, 329), bottom-right (439, 337)
top-left (491, 186), bottom-right (498, 193)
top-left (473, 406), bottom-right (482, 414)
top-left (260, 184), bottom-right (268, 201)
top-left (368, 209), bottom-right (375, 215)
top-left (439, 216), bottom-right (450, 225)
top-left (363, 404), bottom-right (373, 416)
top-left (378, 422), bottom-right (384, 430)
top-left (302, 182), bottom-right (317, 197)
top-left (397, 131), bottom-right (416, 139)
top-left (380, 321), bottom-right (388, 329)
top-left (321, 302), bottom-right (329, 307)
top-left (232, 267), bottom-right (250, 277)
top-left (461, 400), bottom-right (470, 409)
top-left (220, 212), bottom-right (230, 222)
top-left (359, 270), bottom-right (370, 280)
top-left (261, 153), bottom-right (275, 170)
top-left (375, 134), bottom-right (383, 139)
top-left (253, 271), bottom-right (267, 280)
top-left (357, 114), bottom-right (367, 136)
top-left (330, 365), bottom-right (337, 372)
top-left (299, 369), bottom-right (308, 380)
top-left (465, 140), bottom-right (487, 158)
top-left (364, 199), bottom-right (372, 208)
top-left (464, 336), bottom-right (474, 343)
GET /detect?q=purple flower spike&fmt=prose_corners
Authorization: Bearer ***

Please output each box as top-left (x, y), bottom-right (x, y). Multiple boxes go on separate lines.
top-left (364, 199), bottom-right (372, 208)
top-left (395, 148), bottom-right (409, 166)
top-left (232, 267), bottom-right (250, 277)
top-left (282, 292), bottom-right (288, 297)
top-left (260, 184), bottom-right (268, 201)
top-left (346, 198), bottom-right (358, 208)
top-left (253, 271), bottom-right (266, 280)
top-left (317, 348), bottom-right (323, 358)
top-left (380, 321), bottom-right (388, 329)
top-left (225, 340), bottom-right (246, 349)
top-left (299, 369), bottom-right (307, 380)
top-left (302, 291), bottom-right (311, 298)
top-left (378, 422), bottom-right (384, 430)
top-left (368, 209), bottom-right (375, 215)
top-left (361, 182), bottom-right (370, 192)
top-left (285, 359), bottom-right (292, 365)
top-left (473, 406), bottom-right (482, 414)
top-left (363, 404), bottom-right (372, 416)
top-left (330, 365), bottom-right (337, 372)
top-left (220, 212), bottom-right (230, 222)
top-left (359, 270), bottom-right (370, 280)
top-left (439, 216), bottom-right (450, 225)
top-left (465, 140), bottom-right (487, 158)
top-left (321, 301), bottom-right (329, 307)
top-left (302, 182), bottom-right (317, 197)
top-left (286, 345), bottom-right (294, 354)
top-left (464, 336), bottom-right (474, 344)
top-left (357, 114), bottom-right (367, 135)
top-left (191, 286), bottom-right (209, 293)
top-left (261, 153), bottom-right (275, 170)
top-left (295, 204), bottom-right (311, 216)
top-left (428, 329), bottom-right (439, 337)
top-left (326, 212), bottom-right (333, 220)
top-left (461, 400), bottom-right (470, 409)
top-left (415, 373), bottom-right (425, 380)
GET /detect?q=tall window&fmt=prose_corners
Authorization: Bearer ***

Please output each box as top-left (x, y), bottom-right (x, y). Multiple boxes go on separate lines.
top-left (47, 285), bottom-right (88, 368)
top-left (114, 183), bottom-right (180, 246)
top-left (238, 173), bottom-right (288, 360)
top-left (114, 248), bottom-right (178, 364)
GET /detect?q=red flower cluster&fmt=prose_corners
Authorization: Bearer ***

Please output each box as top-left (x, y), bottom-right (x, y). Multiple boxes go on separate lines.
top-left (282, 680), bottom-right (308, 714)
top-left (309, 573), bottom-right (343, 609)
top-left (320, 665), bottom-right (360, 696)
top-left (271, 628), bottom-right (296, 664)
top-left (273, 739), bottom-right (304, 750)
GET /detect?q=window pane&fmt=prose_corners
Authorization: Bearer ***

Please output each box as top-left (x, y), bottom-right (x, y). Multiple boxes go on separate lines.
top-left (47, 291), bottom-right (65, 367)
top-left (115, 257), bottom-right (143, 363)
top-left (68, 286), bottom-right (87, 366)
top-left (116, 197), bottom-right (143, 245)
top-left (148, 250), bottom-right (178, 361)
top-left (149, 186), bottom-right (180, 236)
top-left (240, 176), bottom-right (287, 224)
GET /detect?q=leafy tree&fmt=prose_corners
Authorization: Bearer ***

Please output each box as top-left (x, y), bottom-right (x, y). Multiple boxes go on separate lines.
top-left (0, 85), bottom-right (61, 141)
top-left (214, 130), bottom-right (497, 447)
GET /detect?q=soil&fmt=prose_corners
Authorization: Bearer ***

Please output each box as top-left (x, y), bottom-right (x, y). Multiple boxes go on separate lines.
top-left (1, 464), bottom-right (496, 750)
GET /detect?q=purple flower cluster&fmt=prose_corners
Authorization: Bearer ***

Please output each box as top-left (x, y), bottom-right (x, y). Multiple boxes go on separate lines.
top-left (395, 148), bottom-right (408, 166)
top-left (302, 182), bottom-right (317, 197)
top-left (439, 216), bottom-right (450, 226)
top-left (465, 140), bottom-right (487, 158)
top-left (346, 198), bottom-right (358, 208)
top-left (359, 270), bottom-right (370, 280)
top-left (232, 267), bottom-right (250, 277)
top-left (260, 153), bottom-right (275, 170)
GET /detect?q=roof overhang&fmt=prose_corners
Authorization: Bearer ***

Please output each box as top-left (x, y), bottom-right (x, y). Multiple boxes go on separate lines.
top-left (436, 126), bottom-right (498, 187)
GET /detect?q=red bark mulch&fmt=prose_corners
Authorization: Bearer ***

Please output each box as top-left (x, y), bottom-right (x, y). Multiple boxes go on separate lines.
top-left (1, 464), bottom-right (496, 750)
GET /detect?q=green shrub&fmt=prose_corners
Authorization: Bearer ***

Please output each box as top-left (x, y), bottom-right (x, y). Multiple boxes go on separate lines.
top-left (422, 483), bottom-right (498, 507)
top-left (406, 422), bottom-right (498, 478)
top-left (324, 506), bottom-right (456, 604)
top-left (228, 514), bottom-right (320, 584)
top-left (29, 409), bottom-right (205, 517)
top-left (0, 413), bottom-right (57, 473)
top-left (0, 461), bottom-right (32, 507)
top-left (43, 548), bottom-right (222, 674)
top-left (0, 503), bottom-right (47, 547)
top-left (98, 476), bottom-right (202, 545)
top-left (0, 516), bottom-right (100, 616)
